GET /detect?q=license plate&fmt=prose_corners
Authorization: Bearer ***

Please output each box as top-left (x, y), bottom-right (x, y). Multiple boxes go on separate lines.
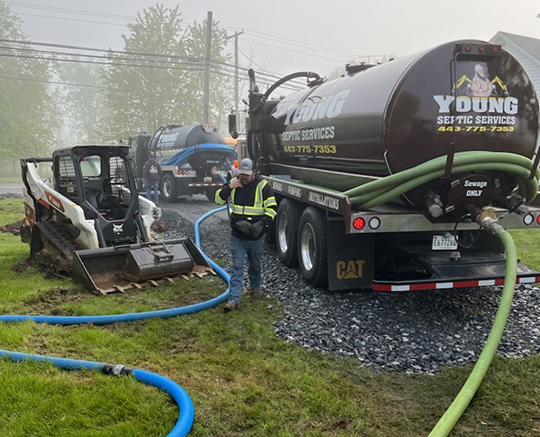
top-left (432, 235), bottom-right (458, 250)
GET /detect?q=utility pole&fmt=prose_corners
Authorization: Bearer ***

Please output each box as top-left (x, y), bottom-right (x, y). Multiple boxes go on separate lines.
top-left (227, 30), bottom-right (244, 131)
top-left (203, 11), bottom-right (213, 124)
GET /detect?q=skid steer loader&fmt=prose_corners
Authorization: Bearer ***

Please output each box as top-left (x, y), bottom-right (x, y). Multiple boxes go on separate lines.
top-left (20, 145), bottom-right (213, 294)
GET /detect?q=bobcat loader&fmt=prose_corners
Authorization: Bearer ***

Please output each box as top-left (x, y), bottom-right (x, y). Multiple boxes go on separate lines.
top-left (20, 145), bottom-right (212, 294)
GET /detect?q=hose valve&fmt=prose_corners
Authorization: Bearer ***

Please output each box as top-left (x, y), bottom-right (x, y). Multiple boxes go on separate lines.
top-left (466, 205), bottom-right (505, 235)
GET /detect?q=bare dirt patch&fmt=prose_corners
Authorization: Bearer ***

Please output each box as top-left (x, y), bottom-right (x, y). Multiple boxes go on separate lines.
top-left (0, 219), bottom-right (25, 236)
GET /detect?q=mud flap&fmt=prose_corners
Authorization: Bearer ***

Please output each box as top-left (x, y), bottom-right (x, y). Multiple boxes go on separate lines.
top-left (327, 218), bottom-right (375, 291)
top-left (72, 238), bottom-right (213, 294)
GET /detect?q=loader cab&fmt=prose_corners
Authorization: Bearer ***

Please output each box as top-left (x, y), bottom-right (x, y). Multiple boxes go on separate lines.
top-left (53, 145), bottom-right (140, 245)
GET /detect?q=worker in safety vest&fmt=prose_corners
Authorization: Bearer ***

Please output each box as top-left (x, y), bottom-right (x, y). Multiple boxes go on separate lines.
top-left (215, 158), bottom-right (277, 311)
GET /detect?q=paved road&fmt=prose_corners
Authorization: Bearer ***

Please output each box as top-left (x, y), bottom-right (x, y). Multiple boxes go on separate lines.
top-left (0, 183), bottom-right (23, 195)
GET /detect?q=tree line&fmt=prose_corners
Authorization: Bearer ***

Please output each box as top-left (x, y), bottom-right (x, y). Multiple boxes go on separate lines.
top-left (0, 2), bottom-right (233, 158)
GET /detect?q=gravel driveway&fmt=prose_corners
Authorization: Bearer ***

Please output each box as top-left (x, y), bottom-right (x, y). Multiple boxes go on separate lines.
top-left (160, 195), bottom-right (540, 374)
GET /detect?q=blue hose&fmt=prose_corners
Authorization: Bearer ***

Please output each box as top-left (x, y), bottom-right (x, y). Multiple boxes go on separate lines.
top-left (161, 144), bottom-right (234, 167)
top-left (0, 205), bottom-right (231, 436)
top-left (0, 349), bottom-right (194, 437)
top-left (133, 369), bottom-right (194, 437)
top-left (217, 173), bottom-right (227, 184)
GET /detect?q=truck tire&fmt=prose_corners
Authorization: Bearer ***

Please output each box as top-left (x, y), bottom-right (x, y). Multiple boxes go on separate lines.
top-left (265, 219), bottom-right (276, 245)
top-left (161, 175), bottom-right (177, 202)
top-left (298, 207), bottom-right (328, 287)
top-left (276, 198), bottom-right (302, 267)
top-left (205, 187), bottom-right (218, 202)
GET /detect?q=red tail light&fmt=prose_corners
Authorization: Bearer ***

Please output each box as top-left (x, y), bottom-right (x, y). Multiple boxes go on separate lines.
top-left (353, 217), bottom-right (366, 230)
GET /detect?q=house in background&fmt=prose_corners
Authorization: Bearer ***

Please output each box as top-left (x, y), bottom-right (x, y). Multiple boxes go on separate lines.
top-left (490, 31), bottom-right (540, 97)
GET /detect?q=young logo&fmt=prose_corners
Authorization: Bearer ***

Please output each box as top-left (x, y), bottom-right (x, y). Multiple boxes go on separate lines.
top-left (284, 89), bottom-right (351, 126)
top-left (433, 63), bottom-right (518, 129)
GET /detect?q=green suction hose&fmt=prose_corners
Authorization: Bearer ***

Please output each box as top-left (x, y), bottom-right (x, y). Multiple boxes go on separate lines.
top-left (428, 225), bottom-right (517, 437)
top-left (342, 151), bottom-right (539, 210)
top-left (337, 152), bottom-right (529, 436)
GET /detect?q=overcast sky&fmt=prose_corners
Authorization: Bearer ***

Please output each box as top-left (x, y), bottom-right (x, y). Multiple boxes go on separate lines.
top-left (7, 0), bottom-right (540, 78)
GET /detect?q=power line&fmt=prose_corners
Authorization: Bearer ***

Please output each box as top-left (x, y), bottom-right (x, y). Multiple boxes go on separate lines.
top-left (232, 28), bottom-right (365, 60)
top-left (0, 39), bottom-right (305, 89)
top-left (5, 1), bottom-right (135, 21)
top-left (0, 52), bottom-right (208, 71)
top-left (236, 46), bottom-right (303, 85)
top-left (0, 45), bottom-right (205, 68)
top-left (0, 52), bottom-right (302, 92)
top-left (0, 74), bottom-right (134, 92)
top-left (5, 2), bottom-right (362, 61)
top-left (0, 70), bottom-right (300, 94)
top-left (237, 46), bottom-right (270, 74)
top-left (0, 38), bottom-right (205, 63)
top-left (210, 57), bottom-right (307, 87)
top-left (242, 37), bottom-right (351, 63)
top-left (14, 12), bottom-right (130, 27)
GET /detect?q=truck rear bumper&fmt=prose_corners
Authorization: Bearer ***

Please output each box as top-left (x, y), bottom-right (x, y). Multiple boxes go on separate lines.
top-left (372, 271), bottom-right (540, 291)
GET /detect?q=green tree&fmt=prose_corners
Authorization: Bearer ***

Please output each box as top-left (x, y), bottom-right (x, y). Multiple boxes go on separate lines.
top-left (57, 62), bottom-right (105, 145)
top-left (183, 18), bottom-right (233, 125)
top-left (0, 0), bottom-right (59, 159)
top-left (100, 4), bottom-right (232, 141)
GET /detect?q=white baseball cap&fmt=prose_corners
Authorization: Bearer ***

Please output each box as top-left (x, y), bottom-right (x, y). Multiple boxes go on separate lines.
top-left (238, 158), bottom-right (255, 175)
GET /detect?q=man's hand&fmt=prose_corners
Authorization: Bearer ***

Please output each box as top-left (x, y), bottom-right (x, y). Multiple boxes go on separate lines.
top-left (235, 220), bottom-right (253, 235)
top-left (250, 221), bottom-right (266, 239)
top-left (229, 178), bottom-right (243, 189)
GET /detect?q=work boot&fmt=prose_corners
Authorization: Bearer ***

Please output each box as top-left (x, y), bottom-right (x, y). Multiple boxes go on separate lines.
top-left (223, 301), bottom-right (238, 312)
top-left (251, 288), bottom-right (263, 298)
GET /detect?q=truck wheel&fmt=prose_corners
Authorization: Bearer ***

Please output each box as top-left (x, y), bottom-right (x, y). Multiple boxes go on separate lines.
top-left (276, 198), bottom-right (301, 267)
top-left (161, 175), bottom-right (177, 202)
top-left (205, 188), bottom-right (218, 202)
top-left (265, 219), bottom-right (276, 245)
top-left (298, 207), bottom-right (328, 287)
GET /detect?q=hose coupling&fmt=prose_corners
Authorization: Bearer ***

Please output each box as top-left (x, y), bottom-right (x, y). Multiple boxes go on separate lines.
top-left (102, 363), bottom-right (133, 377)
top-left (466, 205), bottom-right (505, 235)
top-left (477, 215), bottom-right (505, 236)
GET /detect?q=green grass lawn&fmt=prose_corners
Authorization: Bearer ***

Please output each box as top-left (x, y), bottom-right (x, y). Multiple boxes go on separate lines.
top-left (0, 199), bottom-right (539, 436)
top-left (0, 176), bottom-right (22, 184)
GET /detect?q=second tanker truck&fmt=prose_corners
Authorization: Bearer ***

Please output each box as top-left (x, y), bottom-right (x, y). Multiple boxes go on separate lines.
top-left (129, 124), bottom-right (235, 202)
top-left (242, 40), bottom-right (540, 291)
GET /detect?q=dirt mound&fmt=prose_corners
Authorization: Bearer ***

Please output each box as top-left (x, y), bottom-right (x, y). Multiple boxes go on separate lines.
top-left (11, 261), bottom-right (31, 273)
top-left (0, 219), bottom-right (25, 236)
top-left (151, 220), bottom-right (169, 233)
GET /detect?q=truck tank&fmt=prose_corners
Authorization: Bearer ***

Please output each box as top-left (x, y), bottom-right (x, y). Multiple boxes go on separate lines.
top-left (253, 41), bottom-right (539, 210)
top-left (153, 124), bottom-right (231, 173)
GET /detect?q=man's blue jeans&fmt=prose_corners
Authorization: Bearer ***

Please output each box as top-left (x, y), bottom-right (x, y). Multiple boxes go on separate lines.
top-left (146, 181), bottom-right (159, 204)
top-left (229, 235), bottom-right (265, 304)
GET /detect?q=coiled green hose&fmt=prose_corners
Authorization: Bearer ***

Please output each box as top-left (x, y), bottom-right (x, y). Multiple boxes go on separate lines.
top-left (342, 152), bottom-right (539, 209)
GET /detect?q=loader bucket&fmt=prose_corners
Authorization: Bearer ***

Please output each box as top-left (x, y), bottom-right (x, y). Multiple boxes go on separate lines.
top-left (72, 238), bottom-right (213, 294)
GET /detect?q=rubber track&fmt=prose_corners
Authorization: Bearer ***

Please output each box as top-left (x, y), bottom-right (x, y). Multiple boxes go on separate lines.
top-left (34, 221), bottom-right (81, 273)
